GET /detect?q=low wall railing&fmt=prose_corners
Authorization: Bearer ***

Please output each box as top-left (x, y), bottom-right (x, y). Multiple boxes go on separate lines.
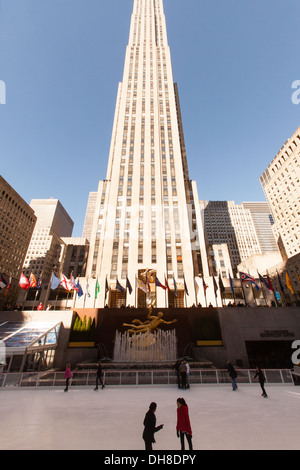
top-left (0, 368), bottom-right (295, 388)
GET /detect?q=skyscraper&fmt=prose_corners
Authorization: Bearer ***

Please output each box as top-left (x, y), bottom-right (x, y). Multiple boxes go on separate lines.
top-left (86, 0), bottom-right (209, 308)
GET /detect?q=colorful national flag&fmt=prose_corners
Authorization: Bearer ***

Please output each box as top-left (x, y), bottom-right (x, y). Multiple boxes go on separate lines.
top-left (266, 274), bottom-right (274, 292)
top-left (239, 272), bottom-right (259, 290)
top-left (60, 274), bottom-right (72, 291)
top-left (19, 273), bottom-right (30, 291)
top-left (126, 276), bottom-right (133, 294)
top-left (50, 273), bottom-right (61, 290)
top-left (258, 273), bottom-right (269, 289)
top-left (202, 278), bottom-right (208, 292)
top-left (116, 278), bottom-right (125, 293)
top-left (164, 276), bottom-right (171, 291)
top-left (155, 276), bottom-right (167, 290)
top-left (229, 272), bottom-right (235, 294)
top-left (137, 278), bottom-right (148, 293)
top-left (286, 271), bottom-right (294, 295)
top-left (75, 279), bottom-right (83, 297)
top-left (95, 278), bottom-right (100, 298)
top-left (29, 273), bottom-right (37, 288)
top-left (85, 278), bottom-right (90, 297)
top-left (0, 275), bottom-right (7, 290)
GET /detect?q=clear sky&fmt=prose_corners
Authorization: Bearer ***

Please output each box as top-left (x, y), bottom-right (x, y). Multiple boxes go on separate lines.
top-left (1, 0), bottom-right (299, 237)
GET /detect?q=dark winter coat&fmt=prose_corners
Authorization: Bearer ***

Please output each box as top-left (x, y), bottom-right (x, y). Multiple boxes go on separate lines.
top-left (227, 363), bottom-right (238, 379)
top-left (254, 369), bottom-right (265, 384)
top-left (142, 410), bottom-right (163, 444)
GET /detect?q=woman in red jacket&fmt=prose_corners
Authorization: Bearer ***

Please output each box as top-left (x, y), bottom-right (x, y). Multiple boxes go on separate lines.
top-left (176, 398), bottom-right (193, 450)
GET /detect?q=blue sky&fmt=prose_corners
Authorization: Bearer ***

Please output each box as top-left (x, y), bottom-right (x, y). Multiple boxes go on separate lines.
top-left (1, 0), bottom-right (299, 237)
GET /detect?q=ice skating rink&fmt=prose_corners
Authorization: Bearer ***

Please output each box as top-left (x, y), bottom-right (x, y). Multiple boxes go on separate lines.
top-left (0, 384), bottom-right (299, 450)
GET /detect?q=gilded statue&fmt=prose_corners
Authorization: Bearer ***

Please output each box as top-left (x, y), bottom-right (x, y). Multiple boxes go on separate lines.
top-left (123, 306), bottom-right (177, 335)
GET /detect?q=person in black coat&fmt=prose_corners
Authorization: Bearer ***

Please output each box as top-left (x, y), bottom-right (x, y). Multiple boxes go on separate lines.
top-left (254, 366), bottom-right (268, 397)
top-left (94, 361), bottom-right (105, 390)
top-left (226, 360), bottom-right (238, 390)
top-left (142, 402), bottom-right (164, 450)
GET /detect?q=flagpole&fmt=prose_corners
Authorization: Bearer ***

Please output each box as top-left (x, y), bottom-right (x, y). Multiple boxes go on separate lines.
top-left (257, 271), bottom-right (268, 306)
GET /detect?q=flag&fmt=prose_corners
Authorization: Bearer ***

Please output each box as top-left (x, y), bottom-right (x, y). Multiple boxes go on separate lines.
top-left (202, 277), bottom-right (208, 293)
top-left (60, 274), bottom-right (72, 291)
top-left (277, 271), bottom-right (284, 293)
top-left (258, 273), bottom-right (269, 290)
top-left (194, 277), bottom-right (199, 294)
top-left (75, 279), bottom-right (83, 298)
top-left (126, 276), bottom-right (133, 294)
top-left (19, 273), bottom-right (30, 291)
top-left (286, 271), bottom-right (294, 295)
top-left (213, 276), bottom-right (218, 294)
top-left (116, 278), bottom-right (125, 293)
top-left (95, 278), bottom-right (100, 298)
top-left (218, 273), bottom-right (225, 293)
top-left (173, 277), bottom-right (178, 297)
top-left (229, 272), bottom-right (235, 294)
top-left (164, 276), bottom-right (171, 291)
top-left (184, 277), bottom-right (189, 296)
top-left (105, 277), bottom-right (109, 299)
top-left (70, 273), bottom-right (78, 292)
top-left (266, 274), bottom-right (274, 292)
top-left (137, 278), bottom-right (148, 293)
top-left (4, 276), bottom-right (12, 297)
top-left (50, 273), bottom-right (60, 290)
top-left (0, 275), bottom-right (7, 290)
top-left (239, 272), bottom-right (259, 290)
top-left (155, 276), bottom-right (167, 290)
top-left (36, 277), bottom-right (42, 291)
top-left (85, 278), bottom-right (90, 297)
top-left (29, 273), bottom-right (37, 288)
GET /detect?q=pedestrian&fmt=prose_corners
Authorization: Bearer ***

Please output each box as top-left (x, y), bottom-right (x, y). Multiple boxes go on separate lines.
top-left (174, 360), bottom-right (181, 389)
top-left (94, 361), bottom-right (105, 390)
top-left (226, 360), bottom-right (238, 390)
top-left (142, 402), bottom-right (164, 450)
top-left (179, 361), bottom-right (187, 390)
top-left (37, 302), bottom-right (43, 311)
top-left (186, 361), bottom-right (190, 389)
top-left (176, 398), bottom-right (193, 450)
top-left (64, 363), bottom-right (72, 392)
top-left (254, 366), bottom-right (268, 397)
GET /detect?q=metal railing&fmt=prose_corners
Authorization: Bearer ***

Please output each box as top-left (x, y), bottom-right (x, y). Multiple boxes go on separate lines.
top-left (0, 368), bottom-right (294, 388)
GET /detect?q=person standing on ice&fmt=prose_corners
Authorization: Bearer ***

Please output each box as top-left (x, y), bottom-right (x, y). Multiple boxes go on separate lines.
top-left (226, 360), bottom-right (238, 390)
top-left (142, 402), bottom-right (164, 450)
top-left (64, 363), bottom-right (72, 392)
top-left (176, 398), bottom-right (193, 450)
top-left (254, 366), bottom-right (268, 398)
top-left (94, 361), bottom-right (105, 390)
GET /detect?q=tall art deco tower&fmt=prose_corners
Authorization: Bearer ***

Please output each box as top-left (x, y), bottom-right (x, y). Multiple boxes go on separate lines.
top-left (84, 0), bottom-right (209, 308)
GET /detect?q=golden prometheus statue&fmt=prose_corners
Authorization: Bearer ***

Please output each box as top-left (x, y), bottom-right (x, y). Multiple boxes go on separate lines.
top-left (123, 306), bottom-right (177, 335)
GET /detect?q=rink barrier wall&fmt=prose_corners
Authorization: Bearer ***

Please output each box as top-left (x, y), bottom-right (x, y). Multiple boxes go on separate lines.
top-left (0, 368), bottom-right (295, 388)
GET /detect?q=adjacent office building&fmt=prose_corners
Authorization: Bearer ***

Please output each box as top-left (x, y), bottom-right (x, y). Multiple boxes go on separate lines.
top-left (0, 176), bottom-right (36, 308)
top-left (260, 126), bottom-right (300, 260)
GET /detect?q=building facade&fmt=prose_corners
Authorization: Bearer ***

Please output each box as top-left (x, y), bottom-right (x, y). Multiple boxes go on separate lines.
top-left (0, 176), bottom-right (36, 309)
top-left (85, 0), bottom-right (209, 308)
top-left (260, 127), bottom-right (300, 260)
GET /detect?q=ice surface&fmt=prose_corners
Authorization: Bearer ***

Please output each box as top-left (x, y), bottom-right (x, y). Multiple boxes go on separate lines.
top-left (0, 384), bottom-right (299, 450)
